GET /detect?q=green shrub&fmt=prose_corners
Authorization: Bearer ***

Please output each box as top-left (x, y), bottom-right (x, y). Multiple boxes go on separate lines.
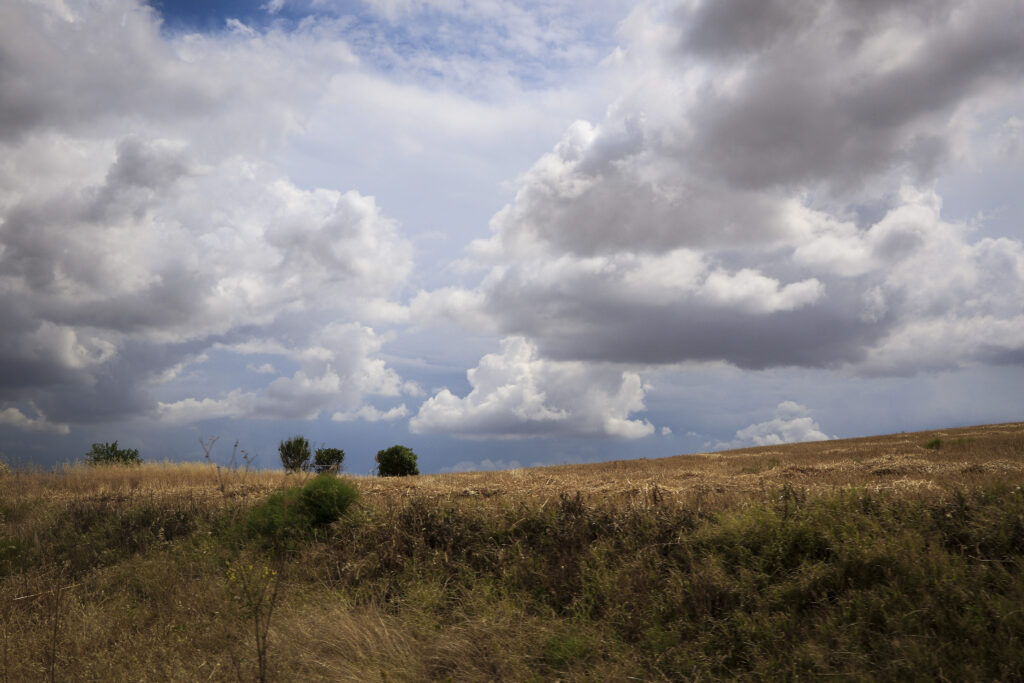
top-left (313, 447), bottom-right (345, 474)
top-left (299, 473), bottom-right (359, 524)
top-left (924, 438), bottom-right (943, 450)
top-left (246, 488), bottom-right (301, 539)
top-left (278, 435), bottom-right (312, 473)
top-left (376, 445), bottom-right (419, 477)
top-left (247, 474), bottom-right (358, 540)
top-left (85, 441), bottom-right (141, 466)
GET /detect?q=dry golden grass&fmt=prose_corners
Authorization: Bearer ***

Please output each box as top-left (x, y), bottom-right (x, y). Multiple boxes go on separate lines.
top-left (1, 421), bottom-right (1022, 681)
top-left (354, 421), bottom-right (1024, 508)
top-left (0, 460), bottom-right (290, 505)
top-left (3, 421), bottom-right (1020, 511)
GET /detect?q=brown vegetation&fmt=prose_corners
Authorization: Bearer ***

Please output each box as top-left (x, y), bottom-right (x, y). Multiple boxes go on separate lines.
top-left (357, 421), bottom-right (1024, 507)
top-left (8, 422), bottom-right (1021, 511)
top-left (0, 422), bottom-right (1022, 680)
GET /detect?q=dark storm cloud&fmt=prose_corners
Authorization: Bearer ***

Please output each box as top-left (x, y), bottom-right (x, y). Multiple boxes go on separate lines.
top-left (30, 339), bottom-right (212, 424)
top-left (0, 287), bottom-right (211, 424)
top-left (0, 303), bottom-right (85, 395)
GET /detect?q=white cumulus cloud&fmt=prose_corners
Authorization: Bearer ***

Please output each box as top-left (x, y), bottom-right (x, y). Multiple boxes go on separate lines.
top-left (159, 324), bottom-right (416, 424)
top-left (716, 401), bottom-right (831, 450)
top-left (0, 0), bottom-right (416, 427)
top-left (415, 0), bottom-right (1024, 379)
top-left (410, 336), bottom-right (655, 439)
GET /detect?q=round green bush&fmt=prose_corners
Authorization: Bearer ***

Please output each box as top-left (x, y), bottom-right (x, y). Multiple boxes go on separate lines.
top-left (247, 474), bottom-right (359, 540)
top-left (299, 473), bottom-right (360, 525)
top-left (246, 488), bottom-right (302, 539)
top-left (375, 445), bottom-right (419, 477)
top-left (313, 447), bottom-right (345, 474)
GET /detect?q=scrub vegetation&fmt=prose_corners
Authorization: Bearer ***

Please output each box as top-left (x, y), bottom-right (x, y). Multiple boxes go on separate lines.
top-left (0, 423), bottom-right (1023, 680)
top-left (375, 444), bottom-right (419, 477)
top-left (278, 436), bottom-right (313, 473)
top-left (84, 441), bottom-right (142, 467)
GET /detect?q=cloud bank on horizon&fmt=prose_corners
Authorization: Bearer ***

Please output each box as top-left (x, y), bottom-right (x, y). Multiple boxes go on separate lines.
top-left (0, 0), bottom-right (1022, 471)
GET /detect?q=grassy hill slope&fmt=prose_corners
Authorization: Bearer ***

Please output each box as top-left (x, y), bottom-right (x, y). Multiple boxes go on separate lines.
top-left (1, 422), bottom-right (1022, 680)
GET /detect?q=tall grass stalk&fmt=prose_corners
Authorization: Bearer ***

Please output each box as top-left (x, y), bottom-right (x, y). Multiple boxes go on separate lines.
top-left (225, 559), bottom-right (282, 683)
top-left (47, 566), bottom-right (65, 683)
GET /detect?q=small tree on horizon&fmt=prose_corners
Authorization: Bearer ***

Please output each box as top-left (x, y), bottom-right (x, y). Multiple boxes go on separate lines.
top-left (279, 436), bottom-right (312, 473)
top-left (313, 447), bottom-right (345, 474)
top-left (375, 445), bottom-right (419, 477)
top-left (85, 441), bottom-right (142, 467)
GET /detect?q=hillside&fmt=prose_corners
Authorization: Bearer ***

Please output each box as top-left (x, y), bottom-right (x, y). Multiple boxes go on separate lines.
top-left (360, 421), bottom-right (1024, 502)
top-left (1, 422), bottom-right (1022, 680)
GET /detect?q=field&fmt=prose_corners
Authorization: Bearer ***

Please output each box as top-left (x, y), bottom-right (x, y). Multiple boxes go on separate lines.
top-left (1, 422), bottom-right (1023, 680)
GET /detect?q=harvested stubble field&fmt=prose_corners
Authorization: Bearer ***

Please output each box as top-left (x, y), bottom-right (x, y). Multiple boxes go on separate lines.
top-left (1, 422), bottom-right (1023, 681)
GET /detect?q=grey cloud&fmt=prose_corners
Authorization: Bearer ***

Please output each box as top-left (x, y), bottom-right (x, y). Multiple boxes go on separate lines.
top-left (104, 138), bottom-right (191, 192)
top-left (1, 200), bottom-right (83, 292)
top-left (679, 0), bottom-right (959, 63)
top-left (0, 327), bottom-right (210, 425)
top-left (0, 141), bottom-right (200, 325)
top-left (499, 160), bottom-right (789, 255)
top-left (442, 0), bottom-right (1024, 377)
top-left (485, 271), bottom-right (885, 369)
top-left (486, 2), bottom-right (1024, 261)
top-left (988, 348), bottom-right (1024, 366)
top-left (686, 1), bottom-right (1024, 194)
top-left (0, 0), bottom-right (218, 141)
top-left (0, 126), bottom-right (412, 427)
top-left (55, 269), bottom-right (213, 335)
top-left (87, 138), bottom-right (193, 226)
top-left (680, 0), bottom-right (819, 61)
top-left (489, 120), bottom-right (792, 257)
top-left (31, 339), bottom-right (205, 424)
top-left (995, 117), bottom-right (1024, 159)
top-left (0, 305), bottom-right (87, 396)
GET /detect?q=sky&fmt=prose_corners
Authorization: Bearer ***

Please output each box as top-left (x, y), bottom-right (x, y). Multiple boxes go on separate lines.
top-left (1, 0), bottom-right (1022, 474)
